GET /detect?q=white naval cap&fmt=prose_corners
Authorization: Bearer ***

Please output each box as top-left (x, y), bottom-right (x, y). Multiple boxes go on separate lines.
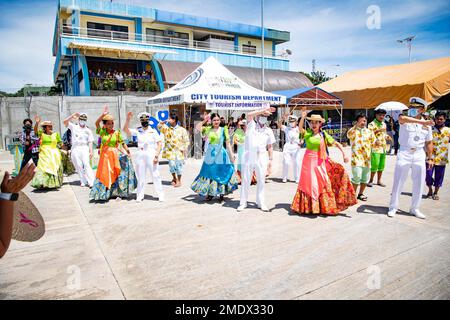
top-left (409, 97), bottom-right (428, 109)
top-left (138, 112), bottom-right (151, 120)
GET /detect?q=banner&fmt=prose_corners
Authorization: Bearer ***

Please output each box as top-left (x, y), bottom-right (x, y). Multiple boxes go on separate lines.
top-left (206, 101), bottom-right (270, 110)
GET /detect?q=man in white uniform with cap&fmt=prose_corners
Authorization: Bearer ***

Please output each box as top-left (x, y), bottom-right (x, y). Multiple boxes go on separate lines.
top-left (238, 107), bottom-right (276, 212)
top-left (387, 97), bottom-right (434, 219)
top-left (279, 114), bottom-right (301, 183)
top-left (124, 112), bottom-right (164, 202)
top-left (63, 112), bottom-right (95, 187)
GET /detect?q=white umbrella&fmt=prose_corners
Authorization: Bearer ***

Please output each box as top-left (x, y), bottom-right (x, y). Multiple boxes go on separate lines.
top-left (375, 101), bottom-right (408, 111)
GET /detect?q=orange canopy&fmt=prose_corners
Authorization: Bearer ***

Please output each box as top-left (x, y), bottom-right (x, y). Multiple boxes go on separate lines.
top-left (319, 57), bottom-right (450, 109)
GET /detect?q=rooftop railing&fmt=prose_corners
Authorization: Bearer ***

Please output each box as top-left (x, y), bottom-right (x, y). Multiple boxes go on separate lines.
top-left (61, 26), bottom-right (288, 59)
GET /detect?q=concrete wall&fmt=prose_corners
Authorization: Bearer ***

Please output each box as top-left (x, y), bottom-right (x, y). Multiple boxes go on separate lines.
top-left (0, 96), bottom-right (166, 150)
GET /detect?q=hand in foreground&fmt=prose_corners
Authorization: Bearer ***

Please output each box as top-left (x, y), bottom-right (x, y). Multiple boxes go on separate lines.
top-left (1, 163), bottom-right (36, 194)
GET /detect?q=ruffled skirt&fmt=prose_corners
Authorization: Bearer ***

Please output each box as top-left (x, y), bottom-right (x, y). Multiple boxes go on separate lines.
top-left (89, 154), bottom-right (138, 201)
top-left (291, 159), bottom-right (356, 215)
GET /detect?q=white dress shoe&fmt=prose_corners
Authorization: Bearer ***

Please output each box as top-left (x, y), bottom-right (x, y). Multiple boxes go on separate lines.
top-left (387, 209), bottom-right (396, 218)
top-left (158, 197), bottom-right (165, 202)
top-left (282, 178), bottom-right (287, 183)
top-left (410, 209), bottom-right (426, 219)
top-left (237, 205), bottom-right (247, 212)
top-left (258, 204), bottom-right (269, 212)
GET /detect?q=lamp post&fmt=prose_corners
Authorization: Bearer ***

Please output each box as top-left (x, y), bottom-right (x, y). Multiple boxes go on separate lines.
top-left (397, 36), bottom-right (416, 63)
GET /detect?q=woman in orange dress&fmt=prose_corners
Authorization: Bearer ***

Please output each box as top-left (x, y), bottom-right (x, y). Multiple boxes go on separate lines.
top-left (89, 107), bottom-right (137, 201)
top-left (291, 108), bottom-right (357, 215)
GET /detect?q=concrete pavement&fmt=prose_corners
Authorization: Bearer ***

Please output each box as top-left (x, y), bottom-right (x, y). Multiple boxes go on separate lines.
top-left (0, 148), bottom-right (449, 300)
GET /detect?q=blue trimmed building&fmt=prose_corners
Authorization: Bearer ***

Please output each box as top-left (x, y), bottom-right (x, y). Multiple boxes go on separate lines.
top-left (53, 0), bottom-right (310, 96)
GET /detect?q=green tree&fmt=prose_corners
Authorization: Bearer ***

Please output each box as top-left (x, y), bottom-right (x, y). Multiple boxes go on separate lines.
top-left (300, 71), bottom-right (332, 86)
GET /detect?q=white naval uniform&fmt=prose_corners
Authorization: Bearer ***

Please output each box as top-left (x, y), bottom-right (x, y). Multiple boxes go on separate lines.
top-left (130, 127), bottom-right (164, 201)
top-left (389, 122), bottom-right (433, 213)
top-left (282, 126), bottom-right (301, 183)
top-left (69, 122), bottom-right (95, 187)
top-left (239, 120), bottom-right (276, 208)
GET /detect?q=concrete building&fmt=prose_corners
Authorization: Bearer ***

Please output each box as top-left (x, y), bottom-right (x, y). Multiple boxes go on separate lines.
top-left (52, 0), bottom-right (312, 96)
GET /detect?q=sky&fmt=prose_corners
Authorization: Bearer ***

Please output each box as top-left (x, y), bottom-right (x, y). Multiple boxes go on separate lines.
top-left (0, 0), bottom-right (449, 92)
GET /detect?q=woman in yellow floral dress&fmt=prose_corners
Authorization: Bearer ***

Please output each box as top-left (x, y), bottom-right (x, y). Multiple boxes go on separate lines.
top-left (31, 116), bottom-right (63, 189)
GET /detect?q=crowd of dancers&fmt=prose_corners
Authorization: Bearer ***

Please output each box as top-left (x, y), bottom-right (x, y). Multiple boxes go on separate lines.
top-left (17, 96), bottom-right (449, 218)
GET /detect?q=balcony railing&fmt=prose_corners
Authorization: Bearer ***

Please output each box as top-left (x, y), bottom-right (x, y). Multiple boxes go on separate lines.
top-left (90, 77), bottom-right (159, 92)
top-left (61, 26), bottom-right (286, 58)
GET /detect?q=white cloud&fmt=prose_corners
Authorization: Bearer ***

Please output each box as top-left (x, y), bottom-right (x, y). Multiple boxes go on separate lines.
top-left (0, 0), bottom-right (448, 92)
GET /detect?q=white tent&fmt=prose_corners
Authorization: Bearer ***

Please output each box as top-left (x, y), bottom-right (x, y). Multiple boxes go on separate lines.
top-left (146, 57), bottom-right (286, 110)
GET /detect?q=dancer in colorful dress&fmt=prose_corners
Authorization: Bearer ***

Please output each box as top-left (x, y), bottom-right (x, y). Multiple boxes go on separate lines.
top-left (157, 113), bottom-right (190, 188)
top-left (237, 107), bottom-right (276, 212)
top-left (291, 108), bottom-right (356, 215)
top-left (426, 111), bottom-right (449, 201)
top-left (367, 109), bottom-right (392, 187)
top-left (63, 113), bottom-right (95, 187)
top-left (279, 113), bottom-right (301, 183)
top-left (347, 114), bottom-right (377, 201)
top-left (89, 107), bottom-right (137, 201)
top-left (19, 118), bottom-right (40, 171)
top-left (191, 113), bottom-right (238, 202)
top-left (124, 112), bottom-right (164, 202)
top-left (31, 116), bottom-right (63, 189)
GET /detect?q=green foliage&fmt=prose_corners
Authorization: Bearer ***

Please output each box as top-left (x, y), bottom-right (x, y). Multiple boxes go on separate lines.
top-left (300, 71), bottom-right (332, 86)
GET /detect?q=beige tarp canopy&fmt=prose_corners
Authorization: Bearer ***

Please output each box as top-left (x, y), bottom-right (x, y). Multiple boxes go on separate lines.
top-left (319, 57), bottom-right (450, 109)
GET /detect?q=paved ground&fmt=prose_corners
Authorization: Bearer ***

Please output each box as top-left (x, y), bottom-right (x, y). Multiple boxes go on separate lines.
top-left (0, 147), bottom-right (449, 300)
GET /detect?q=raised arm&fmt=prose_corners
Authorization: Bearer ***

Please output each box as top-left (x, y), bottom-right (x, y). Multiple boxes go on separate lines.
top-left (298, 107), bottom-right (308, 134)
top-left (247, 106), bottom-right (275, 123)
top-left (278, 112), bottom-right (289, 130)
top-left (398, 114), bottom-right (434, 126)
top-left (96, 106), bottom-right (109, 129)
top-left (64, 112), bottom-right (80, 128)
top-left (196, 113), bottom-right (210, 133)
top-left (33, 115), bottom-right (40, 134)
top-left (123, 112), bottom-right (133, 137)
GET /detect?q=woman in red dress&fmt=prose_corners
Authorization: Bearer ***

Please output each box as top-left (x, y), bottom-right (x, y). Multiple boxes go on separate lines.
top-left (291, 108), bottom-right (357, 215)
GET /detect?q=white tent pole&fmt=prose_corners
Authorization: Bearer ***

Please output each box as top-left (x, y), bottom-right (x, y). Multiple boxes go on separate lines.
top-left (261, 0), bottom-right (265, 91)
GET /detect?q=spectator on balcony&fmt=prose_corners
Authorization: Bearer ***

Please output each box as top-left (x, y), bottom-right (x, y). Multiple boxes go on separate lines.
top-left (116, 72), bottom-right (124, 91)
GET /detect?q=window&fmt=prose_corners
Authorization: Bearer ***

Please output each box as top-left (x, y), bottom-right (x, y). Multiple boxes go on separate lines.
top-left (87, 22), bottom-right (129, 40)
top-left (242, 44), bottom-right (257, 55)
top-left (146, 28), bottom-right (189, 47)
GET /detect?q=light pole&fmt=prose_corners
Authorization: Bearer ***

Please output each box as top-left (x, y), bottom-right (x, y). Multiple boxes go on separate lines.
top-left (397, 36), bottom-right (416, 63)
top-left (261, 0), bottom-right (265, 91)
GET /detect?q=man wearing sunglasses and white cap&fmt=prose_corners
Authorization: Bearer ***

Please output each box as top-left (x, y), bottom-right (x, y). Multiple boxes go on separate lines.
top-left (63, 112), bottom-right (95, 187)
top-left (124, 111), bottom-right (164, 202)
top-left (387, 97), bottom-right (434, 219)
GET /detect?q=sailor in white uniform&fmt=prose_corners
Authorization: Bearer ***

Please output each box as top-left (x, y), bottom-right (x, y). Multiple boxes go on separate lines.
top-left (280, 115), bottom-right (302, 183)
top-left (124, 112), bottom-right (164, 202)
top-left (238, 107), bottom-right (276, 212)
top-left (388, 97), bottom-right (434, 219)
top-left (63, 112), bottom-right (95, 187)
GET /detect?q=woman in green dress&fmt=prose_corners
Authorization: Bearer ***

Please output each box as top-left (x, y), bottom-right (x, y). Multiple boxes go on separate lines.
top-left (31, 116), bottom-right (63, 189)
